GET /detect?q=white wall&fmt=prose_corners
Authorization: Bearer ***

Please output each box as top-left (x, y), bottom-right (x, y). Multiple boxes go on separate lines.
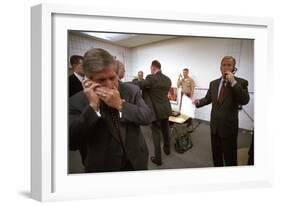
top-left (129, 37), bottom-right (254, 130)
top-left (68, 33), bottom-right (128, 71)
top-left (68, 34), bottom-right (254, 130)
top-left (68, 33), bottom-right (135, 81)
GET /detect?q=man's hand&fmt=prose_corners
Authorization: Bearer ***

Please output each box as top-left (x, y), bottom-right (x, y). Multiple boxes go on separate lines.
top-left (95, 85), bottom-right (123, 111)
top-left (82, 79), bottom-right (101, 111)
top-left (192, 99), bottom-right (199, 105)
top-left (178, 73), bottom-right (182, 80)
top-left (224, 71), bottom-right (235, 84)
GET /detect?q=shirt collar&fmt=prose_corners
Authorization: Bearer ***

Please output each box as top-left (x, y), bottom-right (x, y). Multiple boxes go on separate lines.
top-left (219, 77), bottom-right (227, 86)
top-left (74, 72), bottom-right (84, 82)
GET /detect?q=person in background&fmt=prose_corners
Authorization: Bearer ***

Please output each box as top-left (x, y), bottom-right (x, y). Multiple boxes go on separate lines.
top-left (134, 60), bottom-right (172, 166)
top-left (69, 48), bottom-right (151, 172)
top-left (193, 56), bottom-right (250, 167)
top-left (132, 71), bottom-right (144, 83)
top-left (177, 68), bottom-right (195, 99)
top-left (115, 60), bottom-right (125, 81)
top-left (68, 55), bottom-right (84, 97)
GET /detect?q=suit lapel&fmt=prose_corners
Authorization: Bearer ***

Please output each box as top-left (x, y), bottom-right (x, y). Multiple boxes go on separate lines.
top-left (214, 79), bottom-right (220, 103)
top-left (80, 92), bottom-right (122, 143)
top-left (118, 82), bottom-right (128, 143)
top-left (100, 105), bottom-right (121, 143)
top-left (216, 78), bottom-right (231, 107)
top-left (118, 81), bottom-right (129, 102)
top-left (72, 74), bottom-right (83, 89)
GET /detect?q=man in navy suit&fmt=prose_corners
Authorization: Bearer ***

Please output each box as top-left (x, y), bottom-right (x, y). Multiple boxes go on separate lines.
top-left (134, 60), bottom-right (172, 165)
top-left (69, 48), bottom-right (151, 172)
top-left (68, 55), bottom-right (84, 97)
top-left (194, 56), bottom-right (250, 167)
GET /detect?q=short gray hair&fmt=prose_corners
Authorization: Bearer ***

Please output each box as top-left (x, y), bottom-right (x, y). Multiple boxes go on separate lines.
top-left (83, 48), bottom-right (115, 76)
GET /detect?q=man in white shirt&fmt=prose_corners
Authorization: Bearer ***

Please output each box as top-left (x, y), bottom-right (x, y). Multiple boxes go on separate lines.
top-left (69, 55), bottom-right (84, 97)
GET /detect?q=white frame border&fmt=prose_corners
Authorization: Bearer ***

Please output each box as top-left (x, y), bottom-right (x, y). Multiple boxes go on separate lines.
top-left (31, 3), bottom-right (274, 202)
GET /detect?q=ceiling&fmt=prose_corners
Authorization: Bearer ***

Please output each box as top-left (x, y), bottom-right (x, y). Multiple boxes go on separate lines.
top-left (76, 31), bottom-right (178, 48)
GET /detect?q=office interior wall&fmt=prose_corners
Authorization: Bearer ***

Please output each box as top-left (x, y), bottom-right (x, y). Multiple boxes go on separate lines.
top-left (68, 33), bottom-right (128, 74)
top-left (68, 34), bottom-right (254, 130)
top-left (129, 37), bottom-right (254, 130)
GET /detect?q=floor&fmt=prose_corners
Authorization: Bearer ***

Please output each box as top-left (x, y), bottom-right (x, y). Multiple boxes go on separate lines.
top-left (145, 119), bottom-right (253, 170)
top-left (68, 119), bottom-right (254, 173)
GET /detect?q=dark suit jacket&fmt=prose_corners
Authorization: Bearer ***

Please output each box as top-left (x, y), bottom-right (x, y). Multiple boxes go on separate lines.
top-left (132, 78), bottom-right (139, 84)
top-left (69, 73), bottom-right (83, 97)
top-left (135, 72), bottom-right (172, 121)
top-left (69, 82), bottom-right (151, 172)
top-left (197, 77), bottom-right (250, 138)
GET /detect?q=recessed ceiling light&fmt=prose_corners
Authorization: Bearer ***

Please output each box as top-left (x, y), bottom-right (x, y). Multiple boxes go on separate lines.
top-left (82, 32), bottom-right (135, 41)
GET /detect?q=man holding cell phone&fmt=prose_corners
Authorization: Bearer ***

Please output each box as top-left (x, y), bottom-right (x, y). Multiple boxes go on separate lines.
top-left (69, 48), bottom-right (151, 173)
top-left (193, 56), bottom-right (250, 167)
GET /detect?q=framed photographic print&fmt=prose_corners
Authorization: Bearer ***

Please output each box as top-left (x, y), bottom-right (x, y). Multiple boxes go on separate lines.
top-left (31, 3), bottom-right (273, 201)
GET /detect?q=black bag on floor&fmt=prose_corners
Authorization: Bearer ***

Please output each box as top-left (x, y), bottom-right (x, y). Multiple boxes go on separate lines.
top-left (175, 133), bottom-right (193, 153)
top-left (171, 124), bottom-right (193, 153)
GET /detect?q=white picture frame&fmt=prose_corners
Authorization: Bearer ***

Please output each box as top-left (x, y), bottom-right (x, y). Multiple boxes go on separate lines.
top-left (31, 3), bottom-right (274, 202)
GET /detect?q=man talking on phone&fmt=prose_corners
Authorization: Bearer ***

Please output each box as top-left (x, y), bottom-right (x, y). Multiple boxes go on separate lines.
top-left (193, 56), bottom-right (250, 167)
top-left (69, 48), bottom-right (151, 172)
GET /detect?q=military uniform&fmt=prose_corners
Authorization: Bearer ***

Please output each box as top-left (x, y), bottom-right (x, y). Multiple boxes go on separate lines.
top-left (177, 77), bottom-right (195, 97)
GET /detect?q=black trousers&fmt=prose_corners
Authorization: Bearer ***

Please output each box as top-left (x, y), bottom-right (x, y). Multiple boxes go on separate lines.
top-left (211, 133), bottom-right (237, 166)
top-left (248, 134), bottom-right (254, 165)
top-left (151, 119), bottom-right (171, 161)
top-left (121, 160), bottom-right (134, 171)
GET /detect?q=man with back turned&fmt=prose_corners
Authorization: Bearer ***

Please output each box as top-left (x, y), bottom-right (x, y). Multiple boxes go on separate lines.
top-left (134, 60), bottom-right (172, 166)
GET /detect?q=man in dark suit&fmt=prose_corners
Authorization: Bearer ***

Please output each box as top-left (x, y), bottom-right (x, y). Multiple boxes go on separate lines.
top-left (132, 71), bottom-right (144, 83)
top-left (69, 48), bottom-right (151, 172)
top-left (134, 60), bottom-right (172, 165)
top-left (68, 55), bottom-right (84, 97)
top-left (194, 56), bottom-right (250, 167)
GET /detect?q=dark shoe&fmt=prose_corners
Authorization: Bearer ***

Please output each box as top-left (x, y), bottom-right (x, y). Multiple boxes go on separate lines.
top-left (163, 146), bottom-right (170, 155)
top-left (188, 128), bottom-right (193, 133)
top-left (150, 157), bottom-right (162, 166)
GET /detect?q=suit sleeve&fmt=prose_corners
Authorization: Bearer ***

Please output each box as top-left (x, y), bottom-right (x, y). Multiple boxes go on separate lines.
top-left (69, 101), bottom-right (99, 151)
top-left (120, 88), bottom-right (152, 125)
top-left (196, 82), bottom-right (212, 108)
top-left (232, 79), bottom-right (250, 105)
top-left (134, 75), bottom-right (154, 89)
